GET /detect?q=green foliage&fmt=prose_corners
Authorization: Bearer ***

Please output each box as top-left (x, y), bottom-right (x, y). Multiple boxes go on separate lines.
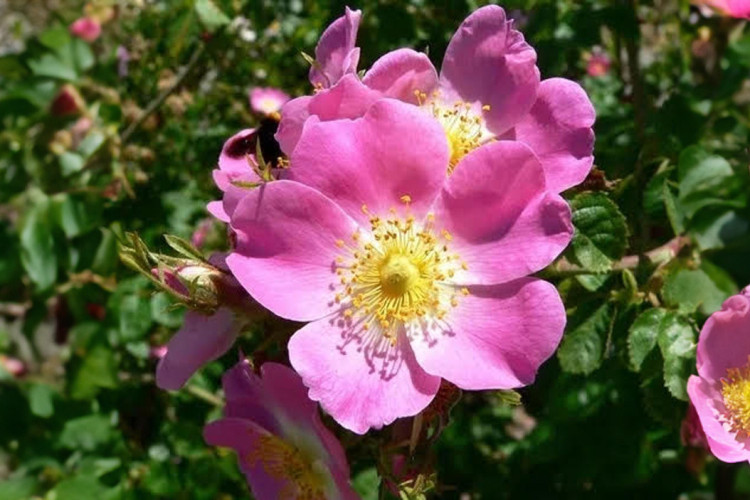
top-left (1, 0), bottom-right (750, 498)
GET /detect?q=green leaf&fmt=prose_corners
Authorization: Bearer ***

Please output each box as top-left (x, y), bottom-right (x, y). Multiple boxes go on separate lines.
top-left (656, 313), bottom-right (695, 401)
top-left (628, 308), bottom-right (665, 372)
top-left (662, 260), bottom-right (737, 315)
top-left (92, 229), bottom-right (119, 275)
top-left (662, 182), bottom-right (685, 235)
top-left (118, 294), bottom-right (153, 341)
top-left (690, 209), bottom-right (749, 251)
top-left (38, 26), bottom-right (71, 52)
top-left (28, 53), bottom-right (77, 80)
top-left (71, 38), bottom-right (95, 73)
top-left (151, 292), bottom-right (184, 328)
top-left (0, 477), bottom-right (38, 500)
top-left (557, 303), bottom-right (612, 375)
top-left (60, 151), bottom-right (86, 176)
top-left (58, 414), bottom-right (114, 451)
top-left (27, 383), bottom-right (55, 418)
top-left (51, 194), bottom-right (102, 238)
top-left (20, 198), bottom-right (58, 291)
top-left (70, 345), bottom-right (118, 399)
top-left (569, 192), bottom-right (629, 273)
top-left (53, 475), bottom-right (110, 500)
top-left (352, 467), bottom-right (380, 500)
top-left (678, 146), bottom-right (739, 219)
top-left (164, 234), bottom-right (204, 260)
top-left (77, 131), bottom-right (106, 158)
top-left (195, 0), bottom-right (230, 31)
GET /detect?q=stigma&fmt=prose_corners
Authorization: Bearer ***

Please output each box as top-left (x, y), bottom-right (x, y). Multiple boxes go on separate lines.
top-left (334, 199), bottom-right (468, 343)
top-left (721, 359), bottom-right (750, 438)
top-left (415, 90), bottom-right (491, 172)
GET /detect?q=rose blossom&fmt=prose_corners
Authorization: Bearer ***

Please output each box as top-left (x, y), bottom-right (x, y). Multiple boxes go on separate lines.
top-left (249, 87), bottom-right (290, 119)
top-left (227, 100), bottom-right (570, 433)
top-left (277, 5), bottom-right (595, 193)
top-left (687, 287), bottom-right (750, 463)
top-left (693, 0), bottom-right (750, 18)
top-left (69, 17), bottom-right (101, 43)
top-left (204, 359), bottom-right (358, 499)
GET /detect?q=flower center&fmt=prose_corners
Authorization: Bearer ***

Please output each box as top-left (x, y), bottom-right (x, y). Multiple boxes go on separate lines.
top-left (335, 202), bottom-right (468, 341)
top-left (248, 434), bottom-right (328, 499)
top-left (721, 360), bottom-right (750, 437)
top-left (415, 90), bottom-right (490, 173)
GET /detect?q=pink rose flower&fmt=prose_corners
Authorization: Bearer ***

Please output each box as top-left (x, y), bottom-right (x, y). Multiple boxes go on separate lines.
top-left (249, 87), bottom-right (290, 118)
top-left (586, 52), bottom-right (611, 78)
top-left (693, 0), bottom-right (750, 18)
top-left (278, 5), bottom-right (595, 193)
top-left (687, 287), bottom-right (750, 462)
top-left (227, 100), bottom-right (570, 433)
top-left (69, 17), bottom-right (102, 43)
top-left (204, 360), bottom-right (358, 500)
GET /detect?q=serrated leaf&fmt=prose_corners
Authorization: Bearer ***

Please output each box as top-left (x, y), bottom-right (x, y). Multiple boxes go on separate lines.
top-left (118, 294), bottom-right (153, 342)
top-left (569, 192), bottom-right (628, 273)
top-left (628, 308), bottom-right (665, 372)
top-left (70, 345), bottom-right (118, 399)
top-left (28, 53), bottom-right (77, 80)
top-left (663, 181), bottom-right (685, 235)
top-left (557, 303), bottom-right (612, 374)
top-left (656, 313), bottom-right (695, 401)
top-left (690, 208), bottom-right (749, 251)
top-left (58, 414), bottom-right (114, 451)
top-left (195, 0), bottom-right (230, 31)
top-left (662, 260), bottom-right (737, 315)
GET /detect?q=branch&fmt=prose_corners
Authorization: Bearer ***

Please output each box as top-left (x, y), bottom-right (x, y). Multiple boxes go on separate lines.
top-left (544, 236), bottom-right (689, 277)
top-left (121, 44), bottom-right (205, 142)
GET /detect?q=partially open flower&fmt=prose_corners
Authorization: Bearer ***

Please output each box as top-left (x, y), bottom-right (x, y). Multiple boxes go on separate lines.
top-left (693, 0), bottom-right (750, 18)
top-left (278, 5), bottom-right (595, 193)
top-left (687, 287), bottom-right (750, 463)
top-left (204, 360), bottom-right (359, 500)
top-left (249, 87), bottom-right (290, 119)
top-left (228, 100), bottom-right (570, 433)
top-left (50, 85), bottom-right (84, 116)
top-left (69, 17), bottom-right (101, 43)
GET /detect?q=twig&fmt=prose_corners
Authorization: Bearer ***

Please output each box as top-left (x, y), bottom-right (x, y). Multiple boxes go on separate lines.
top-left (544, 236), bottom-right (689, 278)
top-left (121, 44), bottom-right (205, 142)
top-left (185, 384), bottom-right (224, 407)
top-left (0, 302), bottom-right (30, 317)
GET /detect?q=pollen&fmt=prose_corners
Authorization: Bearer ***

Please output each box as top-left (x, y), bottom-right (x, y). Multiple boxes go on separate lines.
top-left (415, 90), bottom-right (490, 173)
top-left (247, 434), bottom-right (327, 499)
top-left (721, 358), bottom-right (750, 438)
top-left (334, 210), bottom-right (467, 338)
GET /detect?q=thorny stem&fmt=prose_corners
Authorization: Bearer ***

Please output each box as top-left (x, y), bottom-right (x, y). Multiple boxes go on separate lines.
top-left (542, 236), bottom-right (689, 278)
top-left (121, 44), bottom-right (205, 142)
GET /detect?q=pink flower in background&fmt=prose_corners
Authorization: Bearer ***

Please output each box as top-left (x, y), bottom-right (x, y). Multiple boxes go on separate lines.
top-left (69, 17), bottom-right (101, 43)
top-left (687, 287), bottom-right (750, 463)
top-left (0, 355), bottom-right (26, 378)
top-left (116, 45), bottom-right (130, 78)
top-left (191, 218), bottom-right (213, 248)
top-left (586, 52), bottom-right (611, 77)
top-left (249, 87), bottom-right (290, 118)
top-left (278, 5), bottom-right (595, 193)
top-left (693, 0), bottom-right (750, 18)
top-left (228, 100), bottom-right (570, 433)
top-left (204, 360), bottom-right (358, 500)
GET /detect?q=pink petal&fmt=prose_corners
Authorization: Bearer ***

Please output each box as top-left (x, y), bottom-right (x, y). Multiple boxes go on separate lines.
top-left (275, 96), bottom-right (312, 156)
top-left (362, 48), bottom-right (439, 103)
top-left (309, 7), bottom-right (362, 88)
top-left (687, 376), bottom-right (750, 462)
top-left (511, 78), bottom-right (595, 193)
top-left (276, 76), bottom-right (381, 156)
top-left (221, 361), bottom-right (351, 476)
top-left (409, 278), bottom-right (565, 389)
top-left (156, 308), bottom-right (240, 390)
top-left (227, 180), bottom-right (358, 322)
top-left (288, 318), bottom-right (441, 434)
top-left (207, 200), bottom-right (229, 223)
top-left (219, 129), bottom-right (260, 177)
top-left (434, 141), bottom-right (572, 284)
top-left (289, 99), bottom-right (449, 225)
top-left (696, 292), bottom-right (750, 383)
top-left (439, 5), bottom-right (540, 135)
top-left (204, 418), bottom-right (296, 500)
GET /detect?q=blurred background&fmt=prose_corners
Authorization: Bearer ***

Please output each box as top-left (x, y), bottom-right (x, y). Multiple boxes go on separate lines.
top-left (1, 0), bottom-right (750, 498)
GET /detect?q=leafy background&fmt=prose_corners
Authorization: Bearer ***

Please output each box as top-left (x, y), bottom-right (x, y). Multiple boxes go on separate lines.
top-left (1, 0), bottom-right (750, 498)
